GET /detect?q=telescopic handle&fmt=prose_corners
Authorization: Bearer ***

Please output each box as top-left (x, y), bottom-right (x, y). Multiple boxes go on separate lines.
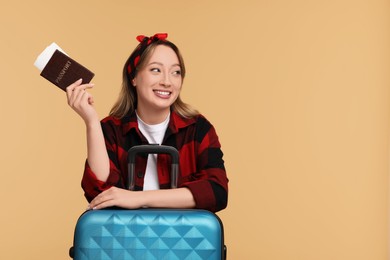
top-left (127, 145), bottom-right (179, 190)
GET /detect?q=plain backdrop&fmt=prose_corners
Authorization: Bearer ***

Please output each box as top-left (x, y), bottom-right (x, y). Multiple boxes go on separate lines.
top-left (0, 0), bottom-right (389, 259)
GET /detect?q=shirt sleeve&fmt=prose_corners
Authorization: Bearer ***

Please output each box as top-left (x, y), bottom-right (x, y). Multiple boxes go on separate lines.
top-left (181, 116), bottom-right (229, 212)
top-left (81, 119), bottom-right (124, 202)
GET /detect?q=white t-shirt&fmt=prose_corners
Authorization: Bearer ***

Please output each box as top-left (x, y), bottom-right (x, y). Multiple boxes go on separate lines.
top-left (136, 112), bottom-right (170, 191)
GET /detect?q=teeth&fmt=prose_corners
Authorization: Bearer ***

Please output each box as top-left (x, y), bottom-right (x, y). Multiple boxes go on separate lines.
top-left (155, 90), bottom-right (170, 96)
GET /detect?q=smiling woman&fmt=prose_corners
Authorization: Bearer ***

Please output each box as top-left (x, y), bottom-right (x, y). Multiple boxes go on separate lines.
top-left (66, 33), bottom-right (229, 213)
top-left (132, 45), bottom-right (183, 123)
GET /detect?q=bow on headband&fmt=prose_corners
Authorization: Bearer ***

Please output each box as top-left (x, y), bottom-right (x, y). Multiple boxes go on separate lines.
top-left (127, 33), bottom-right (169, 80)
top-left (136, 33), bottom-right (168, 44)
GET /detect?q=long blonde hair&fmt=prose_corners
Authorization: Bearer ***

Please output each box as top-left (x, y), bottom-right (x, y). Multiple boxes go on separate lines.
top-left (109, 40), bottom-right (198, 119)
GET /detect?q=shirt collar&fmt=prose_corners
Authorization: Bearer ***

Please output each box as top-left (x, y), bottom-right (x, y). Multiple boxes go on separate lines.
top-left (121, 110), bottom-right (196, 136)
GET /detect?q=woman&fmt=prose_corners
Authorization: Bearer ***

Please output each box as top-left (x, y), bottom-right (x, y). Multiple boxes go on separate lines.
top-left (66, 33), bottom-right (228, 213)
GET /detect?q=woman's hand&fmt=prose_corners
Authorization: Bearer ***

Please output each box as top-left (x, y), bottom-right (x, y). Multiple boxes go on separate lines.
top-left (88, 187), bottom-right (196, 210)
top-left (88, 187), bottom-right (143, 210)
top-left (66, 79), bottom-right (98, 125)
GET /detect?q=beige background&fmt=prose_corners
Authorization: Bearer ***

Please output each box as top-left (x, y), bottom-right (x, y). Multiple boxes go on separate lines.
top-left (0, 0), bottom-right (389, 259)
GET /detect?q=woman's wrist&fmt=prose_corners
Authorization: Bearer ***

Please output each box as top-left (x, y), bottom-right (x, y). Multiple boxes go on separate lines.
top-left (85, 117), bottom-right (101, 130)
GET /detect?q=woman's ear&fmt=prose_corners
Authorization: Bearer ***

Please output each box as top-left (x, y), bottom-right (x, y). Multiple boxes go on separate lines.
top-left (132, 78), bottom-right (136, 87)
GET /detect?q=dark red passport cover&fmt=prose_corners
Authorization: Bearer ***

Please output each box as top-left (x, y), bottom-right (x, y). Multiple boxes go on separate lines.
top-left (40, 50), bottom-right (94, 91)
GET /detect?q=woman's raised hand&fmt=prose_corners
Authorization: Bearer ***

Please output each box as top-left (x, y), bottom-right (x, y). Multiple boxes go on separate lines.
top-left (66, 79), bottom-right (98, 124)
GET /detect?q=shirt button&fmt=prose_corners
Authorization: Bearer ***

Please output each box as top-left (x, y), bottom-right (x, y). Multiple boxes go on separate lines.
top-left (137, 171), bottom-right (144, 178)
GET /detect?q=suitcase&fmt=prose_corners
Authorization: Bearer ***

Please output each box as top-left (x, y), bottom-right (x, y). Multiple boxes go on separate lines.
top-left (70, 145), bottom-right (226, 260)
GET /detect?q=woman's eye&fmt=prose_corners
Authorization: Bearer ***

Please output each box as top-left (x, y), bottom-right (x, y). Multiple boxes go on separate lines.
top-left (173, 70), bottom-right (181, 75)
top-left (151, 68), bottom-right (160, 73)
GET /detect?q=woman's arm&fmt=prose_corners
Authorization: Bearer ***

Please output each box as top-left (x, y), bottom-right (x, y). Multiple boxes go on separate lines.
top-left (87, 187), bottom-right (196, 210)
top-left (66, 79), bottom-right (110, 182)
top-left (180, 116), bottom-right (228, 212)
top-left (85, 120), bottom-right (110, 182)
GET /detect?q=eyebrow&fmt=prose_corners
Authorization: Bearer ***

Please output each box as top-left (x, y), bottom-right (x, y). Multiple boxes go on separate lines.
top-left (148, 61), bottom-right (181, 68)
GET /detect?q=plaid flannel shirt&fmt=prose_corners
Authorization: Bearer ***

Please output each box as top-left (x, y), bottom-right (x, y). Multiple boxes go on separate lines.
top-left (81, 111), bottom-right (228, 212)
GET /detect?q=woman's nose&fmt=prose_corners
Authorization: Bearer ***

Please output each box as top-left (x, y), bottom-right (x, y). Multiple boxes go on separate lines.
top-left (160, 73), bottom-right (171, 87)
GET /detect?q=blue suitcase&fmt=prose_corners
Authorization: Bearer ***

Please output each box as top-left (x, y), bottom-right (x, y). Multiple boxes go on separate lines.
top-left (69, 145), bottom-right (226, 260)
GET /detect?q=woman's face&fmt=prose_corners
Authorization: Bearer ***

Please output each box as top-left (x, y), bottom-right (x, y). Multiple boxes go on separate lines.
top-left (133, 45), bottom-right (182, 120)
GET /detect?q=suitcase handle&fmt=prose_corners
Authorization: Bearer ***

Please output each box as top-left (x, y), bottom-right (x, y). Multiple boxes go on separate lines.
top-left (127, 145), bottom-right (179, 190)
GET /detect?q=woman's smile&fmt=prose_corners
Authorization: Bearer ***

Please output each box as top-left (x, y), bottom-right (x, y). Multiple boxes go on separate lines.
top-left (153, 89), bottom-right (172, 99)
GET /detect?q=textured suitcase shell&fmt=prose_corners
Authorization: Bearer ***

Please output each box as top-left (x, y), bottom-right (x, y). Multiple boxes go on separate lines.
top-left (72, 208), bottom-right (225, 260)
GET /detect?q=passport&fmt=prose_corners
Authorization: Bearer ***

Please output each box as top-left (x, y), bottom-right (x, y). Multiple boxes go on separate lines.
top-left (35, 43), bottom-right (94, 91)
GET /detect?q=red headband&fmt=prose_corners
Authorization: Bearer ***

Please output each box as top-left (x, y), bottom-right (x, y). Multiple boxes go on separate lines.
top-left (127, 33), bottom-right (168, 81)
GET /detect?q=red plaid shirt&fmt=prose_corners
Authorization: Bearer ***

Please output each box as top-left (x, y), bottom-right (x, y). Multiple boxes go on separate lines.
top-left (81, 111), bottom-right (228, 212)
